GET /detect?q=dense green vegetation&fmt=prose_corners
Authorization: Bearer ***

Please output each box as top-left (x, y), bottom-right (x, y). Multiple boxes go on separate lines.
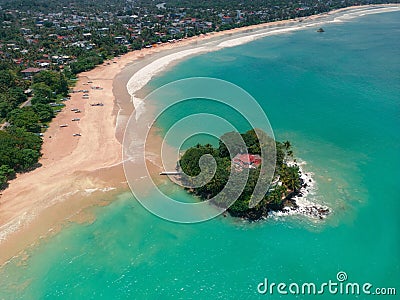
top-left (69, 52), bottom-right (105, 74)
top-left (0, 127), bottom-right (42, 187)
top-left (0, 67), bottom-right (68, 188)
top-left (179, 129), bottom-right (302, 220)
top-left (0, 69), bottom-right (67, 132)
top-left (0, 69), bottom-right (28, 118)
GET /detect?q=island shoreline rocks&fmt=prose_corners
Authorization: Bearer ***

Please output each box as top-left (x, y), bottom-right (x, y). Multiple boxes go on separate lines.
top-left (231, 162), bottom-right (331, 222)
top-left (278, 162), bottom-right (330, 220)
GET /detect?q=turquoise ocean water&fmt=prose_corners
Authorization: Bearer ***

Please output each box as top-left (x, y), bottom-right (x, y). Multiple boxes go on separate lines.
top-left (0, 11), bottom-right (399, 299)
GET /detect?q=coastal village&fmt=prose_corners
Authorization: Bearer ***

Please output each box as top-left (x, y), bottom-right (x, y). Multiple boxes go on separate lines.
top-left (0, 0), bottom-right (379, 70)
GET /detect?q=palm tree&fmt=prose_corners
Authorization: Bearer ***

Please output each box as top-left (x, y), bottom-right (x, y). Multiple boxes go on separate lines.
top-left (283, 140), bottom-right (291, 151)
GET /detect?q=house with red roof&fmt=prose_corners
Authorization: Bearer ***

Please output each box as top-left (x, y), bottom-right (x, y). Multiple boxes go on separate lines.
top-left (232, 154), bottom-right (262, 170)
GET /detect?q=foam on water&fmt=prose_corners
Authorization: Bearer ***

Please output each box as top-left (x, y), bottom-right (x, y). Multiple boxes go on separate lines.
top-left (269, 160), bottom-right (330, 221)
top-left (127, 47), bottom-right (207, 119)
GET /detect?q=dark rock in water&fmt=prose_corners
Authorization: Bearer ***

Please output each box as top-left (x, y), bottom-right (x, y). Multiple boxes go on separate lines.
top-left (317, 27), bottom-right (325, 33)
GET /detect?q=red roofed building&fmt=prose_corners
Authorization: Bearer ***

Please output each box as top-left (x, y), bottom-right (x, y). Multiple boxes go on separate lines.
top-left (232, 154), bottom-right (262, 170)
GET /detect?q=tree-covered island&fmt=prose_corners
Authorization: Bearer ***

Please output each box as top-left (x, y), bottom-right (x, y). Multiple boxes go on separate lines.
top-left (178, 129), bottom-right (330, 220)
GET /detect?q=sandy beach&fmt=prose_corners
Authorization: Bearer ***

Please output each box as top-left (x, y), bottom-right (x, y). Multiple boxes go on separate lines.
top-left (0, 4), bottom-right (398, 266)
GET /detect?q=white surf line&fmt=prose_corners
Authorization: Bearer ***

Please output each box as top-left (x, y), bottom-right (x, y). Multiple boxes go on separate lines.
top-left (0, 212), bottom-right (35, 243)
top-left (84, 187), bottom-right (117, 194)
top-left (268, 160), bottom-right (330, 220)
top-left (334, 5), bottom-right (400, 22)
top-left (127, 47), bottom-right (208, 119)
top-left (126, 5), bottom-right (400, 108)
top-left (0, 189), bottom-right (82, 243)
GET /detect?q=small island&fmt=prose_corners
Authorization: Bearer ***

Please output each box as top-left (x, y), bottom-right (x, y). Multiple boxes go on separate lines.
top-left (176, 129), bottom-right (330, 221)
